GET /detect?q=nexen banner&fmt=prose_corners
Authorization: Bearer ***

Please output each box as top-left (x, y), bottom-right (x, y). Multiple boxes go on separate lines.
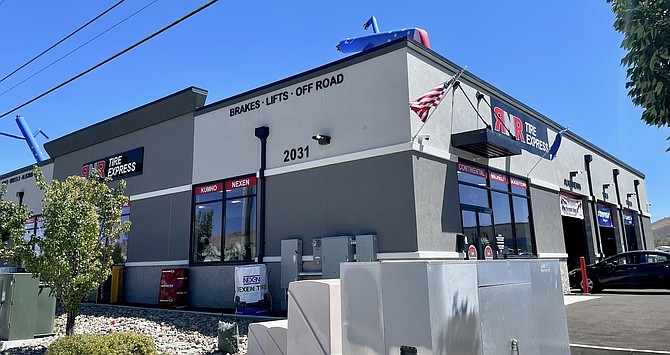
top-left (490, 97), bottom-right (550, 158)
top-left (234, 264), bottom-right (268, 304)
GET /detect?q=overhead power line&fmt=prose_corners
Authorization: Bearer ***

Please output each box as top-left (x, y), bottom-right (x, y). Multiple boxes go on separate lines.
top-left (0, 0), bottom-right (219, 120)
top-left (0, 0), bottom-right (126, 85)
top-left (0, 0), bottom-right (160, 98)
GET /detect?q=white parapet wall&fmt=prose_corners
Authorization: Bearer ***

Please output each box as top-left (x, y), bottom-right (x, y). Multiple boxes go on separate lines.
top-left (286, 279), bottom-right (342, 355)
top-left (247, 320), bottom-right (288, 355)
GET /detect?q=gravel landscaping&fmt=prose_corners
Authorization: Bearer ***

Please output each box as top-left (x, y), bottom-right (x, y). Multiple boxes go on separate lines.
top-left (2, 303), bottom-right (270, 355)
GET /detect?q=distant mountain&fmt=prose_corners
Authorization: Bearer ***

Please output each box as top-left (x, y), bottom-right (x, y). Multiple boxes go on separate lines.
top-left (652, 217), bottom-right (670, 247)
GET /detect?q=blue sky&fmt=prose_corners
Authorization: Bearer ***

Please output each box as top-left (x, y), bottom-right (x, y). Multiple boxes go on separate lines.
top-left (0, 1), bottom-right (668, 220)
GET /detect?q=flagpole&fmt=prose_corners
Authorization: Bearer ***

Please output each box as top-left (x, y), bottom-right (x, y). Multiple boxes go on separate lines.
top-left (526, 128), bottom-right (568, 178)
top-left (411, 67), bottom-right (467, 142)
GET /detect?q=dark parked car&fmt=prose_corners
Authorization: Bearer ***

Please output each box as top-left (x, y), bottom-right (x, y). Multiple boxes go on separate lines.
top-left (569, 250), bottom-right (670, 293)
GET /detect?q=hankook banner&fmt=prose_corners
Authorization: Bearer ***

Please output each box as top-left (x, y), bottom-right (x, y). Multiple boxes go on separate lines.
top-left (490, 96), bottom-right (550, 158)
top-left (560, 194), bottom-right (584, 219)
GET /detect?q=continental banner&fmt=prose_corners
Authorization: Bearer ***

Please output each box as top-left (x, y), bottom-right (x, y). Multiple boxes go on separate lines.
top-left (560, 194), bottom-right (584, 219)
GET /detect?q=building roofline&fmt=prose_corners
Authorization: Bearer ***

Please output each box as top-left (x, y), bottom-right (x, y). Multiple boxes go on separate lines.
top-left (197, 37), bottom-right (644, 178)
top-left (44, 86), bottom-right (208, 158)
top-left (0, 159), bottom-right (53, 181)
top-left (403, 38), bottom-right (645, 178)
top-left (195, 40), bottom-right (409, 116)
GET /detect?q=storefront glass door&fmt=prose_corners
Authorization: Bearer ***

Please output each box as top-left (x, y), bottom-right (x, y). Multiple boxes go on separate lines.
top-left (461, 208), bottom-right (495, 259)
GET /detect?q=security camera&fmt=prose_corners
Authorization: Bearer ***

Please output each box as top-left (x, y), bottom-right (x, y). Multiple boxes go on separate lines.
top-left (418, 134), bottom-right (430, 144)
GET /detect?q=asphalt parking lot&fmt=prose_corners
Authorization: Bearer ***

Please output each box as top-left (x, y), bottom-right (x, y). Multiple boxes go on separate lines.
top-left (565, 289), bottom-right (670, 353)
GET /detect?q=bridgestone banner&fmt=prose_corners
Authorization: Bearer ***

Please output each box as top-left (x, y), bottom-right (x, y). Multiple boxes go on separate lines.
top-left (560, 194), bottom-right (584, 219)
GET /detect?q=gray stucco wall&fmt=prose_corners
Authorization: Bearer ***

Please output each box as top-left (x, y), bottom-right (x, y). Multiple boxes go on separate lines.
top-left (582, 201), bottom-right (600, 262)
top-left (641, 215), bottom-right (653, 249)
top-left (0, 163), bottom-right (52, 214)
top-left (124, 263), bottom-right (281, 310)
top-left (128, 191), bottom-right (191, 262)
top-left (47, 111), bottom-right (197, 264)
top-left (50, 112), bottom-right (195, 195)
top-left (529, 186), bottom-right (565, 254)
top-left (264, 152), bottom-right (418, 257)
top-left (412, 155), bottom-right (462, 252)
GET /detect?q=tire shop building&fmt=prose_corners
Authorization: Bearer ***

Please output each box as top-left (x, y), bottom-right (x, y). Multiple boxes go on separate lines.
top-left (0, 38), bottom-right (653, 310)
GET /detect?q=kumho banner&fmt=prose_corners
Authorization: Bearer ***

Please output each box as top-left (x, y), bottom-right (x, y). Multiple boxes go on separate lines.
top-left (490, 97), bottom-right (550, 158)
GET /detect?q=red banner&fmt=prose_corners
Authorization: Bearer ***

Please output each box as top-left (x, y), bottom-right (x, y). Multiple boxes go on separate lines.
top-left (489, 171), bottom-right (509, 184)
top-left (510, 177), bottom-right (527, 189)
top-left (225, 176), bottom-right (256, 190)
top-left (194, 182), bottom-right (224, 196)
top-left (458, 162), bottom-right (487, 178)
top-left (158, 268), bottom-right (189, 308)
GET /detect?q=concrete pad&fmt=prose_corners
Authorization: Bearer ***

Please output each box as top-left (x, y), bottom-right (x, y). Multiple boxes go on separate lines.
top-left (563, 294), bottom-right (601, 305)
top-left (571, 344), bottom-right (670, 355)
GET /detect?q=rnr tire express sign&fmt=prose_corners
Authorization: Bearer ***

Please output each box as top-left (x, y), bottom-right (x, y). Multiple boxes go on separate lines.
top-left (81, 147), bottom-right (144, 180)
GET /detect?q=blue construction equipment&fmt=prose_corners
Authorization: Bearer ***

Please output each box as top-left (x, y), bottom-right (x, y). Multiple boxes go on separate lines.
top-left (337, 16), bottom-right (431, 53)
top-left (0, 115), bottom-right (49, 163)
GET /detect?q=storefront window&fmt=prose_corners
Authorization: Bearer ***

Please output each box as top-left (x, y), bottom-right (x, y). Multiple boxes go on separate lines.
top-left (459, 184), bottom-right (489, 208)
top-left (489, 171), bottom-right (509, 192)
top-left (193, 202), bottom-right (223, 262)
top-left (491, 192), bottom-right (514, 254)
top-left (192, 175), bottom-right (257, 263)
top-left (223, 198), bottom-right (256, 261)
top-left (458, 160), bottom-right (535, 258)
top-left (510, 177), bottom-right (528, 196)
top-left (24, 216), bottom-right (45, 255)
top-left (513, 196), bottom-right (533, 254)
top-left (114, 202), bottom-right (131, 264)
top-left (457, 162), bottom-right (487, 185)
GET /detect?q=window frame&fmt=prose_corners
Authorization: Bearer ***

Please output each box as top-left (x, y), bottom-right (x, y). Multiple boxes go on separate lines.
top-left (457, 160), bottom-right (537, 257)
top-left (190, 174), bottom-right (258, 265)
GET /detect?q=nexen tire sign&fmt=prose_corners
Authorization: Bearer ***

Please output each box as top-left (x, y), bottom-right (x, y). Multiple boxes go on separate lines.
top-left (490, 97), bottom-right (551, 158)
top-left (235, 264), bottom-right (268, 303)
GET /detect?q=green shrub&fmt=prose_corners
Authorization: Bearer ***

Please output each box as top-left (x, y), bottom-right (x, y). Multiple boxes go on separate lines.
top-left (47, 332), bottom-right (157, 355)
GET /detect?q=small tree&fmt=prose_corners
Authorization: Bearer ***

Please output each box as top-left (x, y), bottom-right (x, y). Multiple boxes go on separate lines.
top-left (30, 167), bottom-right (130, 336)
top-left (0, 184), bottom-right (32, 267)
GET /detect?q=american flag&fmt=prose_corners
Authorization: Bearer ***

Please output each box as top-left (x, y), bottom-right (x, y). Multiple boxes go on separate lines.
top-left (409, 82), bottom-right (449, 122)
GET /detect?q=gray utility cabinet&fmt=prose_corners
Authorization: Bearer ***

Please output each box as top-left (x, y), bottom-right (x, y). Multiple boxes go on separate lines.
top-left (0, 273), bottom-right (39, 341)
top-left (280, 239), bottom-right (303, 289)
top-left (321, 236), bottom-right (355, 279)
top-left (340, 260), bottom-right (570, 355)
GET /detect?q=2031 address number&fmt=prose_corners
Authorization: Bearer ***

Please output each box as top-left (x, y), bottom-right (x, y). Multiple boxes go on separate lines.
top-left (283, 146), bottom-right (309, 162)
